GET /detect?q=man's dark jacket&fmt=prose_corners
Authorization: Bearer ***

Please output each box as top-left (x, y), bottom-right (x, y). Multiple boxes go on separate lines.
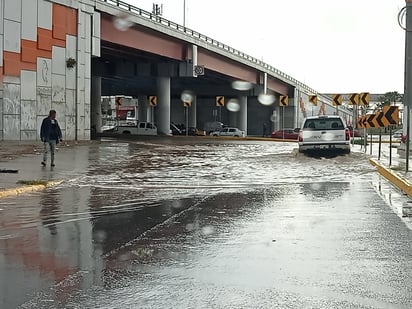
top-left (40, 117), bottom-right (62, 143)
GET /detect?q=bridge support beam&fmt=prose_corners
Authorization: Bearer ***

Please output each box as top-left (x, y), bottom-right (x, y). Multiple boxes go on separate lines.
top-left (91, 76), bottom-right (102, 133)
top-left (156, 77), bottom-right (171, 135)
top-left (138, 95), bottom-right (148, 122)
top-left (189, 95), bottom-right (197, 128)
top-left (238, 96), bottom-right (248, 134)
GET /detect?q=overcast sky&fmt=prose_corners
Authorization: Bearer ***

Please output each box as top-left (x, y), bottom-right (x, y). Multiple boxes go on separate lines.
top-left (126, 0), bottom-right (406, 94)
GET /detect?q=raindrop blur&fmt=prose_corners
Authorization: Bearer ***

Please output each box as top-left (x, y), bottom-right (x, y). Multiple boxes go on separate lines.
top-left (226, 99), bottom-right (240, 112)
top-left (113, 14), bottom-right (133, 31)
top-left (201, 225), bottom-right (215, 235)
top-left (186, 223), bottom-right (195, 231)
top-left (93, 230), bottom-right (107, 243)
top-left (231, 80), bottom-right (253, 91)
top-left (310, 183), bottom-right (322, 191)
top-left (181, 90), bottom-right (194, 103)
top-left (258, 93), bottom-right (276, 106)
top-left (323, 132), bottom-right (335, 141)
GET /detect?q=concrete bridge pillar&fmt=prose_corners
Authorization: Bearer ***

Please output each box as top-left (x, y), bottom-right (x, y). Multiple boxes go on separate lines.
top-left (189, 96), bottom-right (197, 128)
top-left (91, 76), bottom-right (102, 133)
top-left (238, 96), bottom-right (248, 133)
top-left (138, 95), bottom-right (148, 122)
top-left (156, 77), bottom-right (171, 135)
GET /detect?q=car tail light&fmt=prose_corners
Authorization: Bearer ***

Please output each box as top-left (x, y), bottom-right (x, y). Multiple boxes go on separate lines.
top-left (298, 130), bottom-right (303, 142)
top-left (345, 128), bottom-right (350, 141)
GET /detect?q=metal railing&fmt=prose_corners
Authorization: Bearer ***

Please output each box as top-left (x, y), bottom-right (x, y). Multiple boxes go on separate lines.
top-left (98, 0), bottom-right (351, 113)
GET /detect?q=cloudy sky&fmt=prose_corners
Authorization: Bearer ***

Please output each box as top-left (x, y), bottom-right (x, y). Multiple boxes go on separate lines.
top-left (126, 0), bottom-right (406, 94)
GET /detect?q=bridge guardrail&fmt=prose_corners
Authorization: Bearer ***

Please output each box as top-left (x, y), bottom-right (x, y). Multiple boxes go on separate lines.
top-left (99, 0), bottom-right (351, 115)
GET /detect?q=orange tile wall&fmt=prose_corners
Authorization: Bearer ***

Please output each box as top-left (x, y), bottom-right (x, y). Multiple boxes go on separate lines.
top-left (2, 3), bottom-right (78, 79)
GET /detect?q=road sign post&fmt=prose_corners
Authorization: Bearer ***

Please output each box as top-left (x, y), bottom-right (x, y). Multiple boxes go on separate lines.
top-left (378, 128), bottom-right (382, 160)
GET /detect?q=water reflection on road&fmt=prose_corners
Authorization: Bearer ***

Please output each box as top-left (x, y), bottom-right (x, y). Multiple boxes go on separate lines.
top-left (3, 139), bottom-right (408, 308)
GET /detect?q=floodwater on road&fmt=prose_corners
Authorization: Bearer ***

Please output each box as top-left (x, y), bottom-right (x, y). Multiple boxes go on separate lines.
top-left (1, 138), bottom-right (411, 308)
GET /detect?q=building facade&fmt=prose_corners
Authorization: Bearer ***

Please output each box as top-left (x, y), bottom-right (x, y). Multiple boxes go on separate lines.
top-left (0, 0), bottom-right (100, 141)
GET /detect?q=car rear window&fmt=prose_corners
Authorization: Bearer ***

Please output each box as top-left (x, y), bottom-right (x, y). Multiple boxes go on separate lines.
top-left (303, 118), bottom-right (344, 130)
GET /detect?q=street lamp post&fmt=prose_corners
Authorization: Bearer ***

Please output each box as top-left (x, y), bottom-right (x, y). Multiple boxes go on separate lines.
top-left (403, 1), bottom-right (412, 172)
top-left (183, 0), bottom-right (186, 27)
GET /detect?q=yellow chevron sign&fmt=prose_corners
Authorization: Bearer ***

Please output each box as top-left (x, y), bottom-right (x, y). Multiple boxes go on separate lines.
top-left (332, 94), bottom-right (343, 106)
top-left (279, 95), bottom-right (289, 106)
top-left (309, 95), bottom-right (318, 106)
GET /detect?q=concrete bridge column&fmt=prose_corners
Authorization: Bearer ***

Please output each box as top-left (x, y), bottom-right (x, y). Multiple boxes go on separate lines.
top-left (91, 76), bottom-right (102, 133)
top-left (189, 96), bottom-right (197, 128)
top-left (138, 95), bottom-right (148, 122)
top-left (156, 77), bottom-right (171, 135)
top-left (238, 96), bottom-right (248, 133)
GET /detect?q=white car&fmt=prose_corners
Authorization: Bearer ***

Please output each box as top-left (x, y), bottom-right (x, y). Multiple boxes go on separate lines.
top-left (392, 129), bottom-right (403, 139)
top-left (210, 127), bottom-right (245, 137)
top-left (298, 115), bottom-right (350, 154)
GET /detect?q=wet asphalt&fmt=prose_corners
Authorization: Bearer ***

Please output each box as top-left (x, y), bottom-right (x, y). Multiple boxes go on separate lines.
top-left (0, 137), bottom-right (411, 308)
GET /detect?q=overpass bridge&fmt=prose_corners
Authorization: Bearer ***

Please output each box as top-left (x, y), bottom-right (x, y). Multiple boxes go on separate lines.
top-left (0, 0), bottom-right (353, 140)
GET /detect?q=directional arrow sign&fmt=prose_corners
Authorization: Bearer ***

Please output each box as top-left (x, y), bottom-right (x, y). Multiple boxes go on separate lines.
top-left (374, 112), bottom-right (385, 128)
top-left (115, 96), bottom-right (123, 106)
top-left (349, 93), bottom-right (359, 105)
top-left (361, 115), bottom-right (368, 128)
top-left (149, 95), bottom-right (157, 107)
top-left (359, 92), bottom-right (370, 106)
top-left (183, 101), bottom-right (191, 107)
top-left (309, 95), bottom-right (318, 106)
top-left (357, 116), bottom-right (364, 129)
top-left (383, 106), bottom-right (399, 126)
top-left (216, 96), bottom-right (224, 107)
top-left (332, 94), bottom-right (342, 106)
top-left (279, 95), bottom-right (289, 106)
top-left (366, 113), bottom-right (376, 128)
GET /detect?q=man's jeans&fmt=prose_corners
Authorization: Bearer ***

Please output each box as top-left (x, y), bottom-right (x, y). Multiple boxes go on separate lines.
top-left (43, 140), bottom-right (56, 164)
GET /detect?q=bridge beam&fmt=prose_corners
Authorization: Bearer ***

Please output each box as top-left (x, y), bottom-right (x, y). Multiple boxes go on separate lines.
top-left (238, 96), bottom-right (248, 133)
top-left (156, 77), bottom-right (171, 135)
top-left (91, 76), bottom-right (102, 133)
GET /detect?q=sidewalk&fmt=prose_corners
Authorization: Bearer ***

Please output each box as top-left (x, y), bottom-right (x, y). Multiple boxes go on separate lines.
top-left (0, 141), bottom-right (95, 197)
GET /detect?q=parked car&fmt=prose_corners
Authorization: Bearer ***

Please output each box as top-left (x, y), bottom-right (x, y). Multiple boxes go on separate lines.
top-left (347, 126), bottom-right (362, 137)
top-left (170, 123), bottom-right (183, 135)
top-left (204, 121), bottom-right (224, 135)
top-left (271, 128), bottom-right (300, 140)
top-left (210, 127), bottom-right (245, 137)
top-left (298, 115), bottom-right (350, 154)
top-left (182, 127), bottom-right (206, 136)
top-left (115, 122), bottom-right (157, 135)
top-left (392, 129), bottom-right (403, 139)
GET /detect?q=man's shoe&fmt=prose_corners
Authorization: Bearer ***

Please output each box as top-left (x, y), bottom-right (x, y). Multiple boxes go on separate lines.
top-left (41, 161), bottom-right (46, 166)
top-left (51, 163), bottom-right (55, 167)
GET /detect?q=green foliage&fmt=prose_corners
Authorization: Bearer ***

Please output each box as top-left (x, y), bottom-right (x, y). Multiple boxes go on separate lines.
top-left (376, 91), bottom-right (403, 110)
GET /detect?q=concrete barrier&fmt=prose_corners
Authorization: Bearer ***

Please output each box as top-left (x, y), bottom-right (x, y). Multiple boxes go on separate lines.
top-left (369, 159), bottom-right (412, 198)
top-left (0, 181), bottom-right (62, 199)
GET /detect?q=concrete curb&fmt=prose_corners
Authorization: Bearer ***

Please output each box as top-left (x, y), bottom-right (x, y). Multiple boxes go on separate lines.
top-left (0, 181), bottom-right (62, 199)
top-left (369, 159), bottom-right (412, 198)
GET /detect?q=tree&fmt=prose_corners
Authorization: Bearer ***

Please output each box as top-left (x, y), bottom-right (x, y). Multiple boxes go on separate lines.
top-left (376, 91), bottom-right (403, 110)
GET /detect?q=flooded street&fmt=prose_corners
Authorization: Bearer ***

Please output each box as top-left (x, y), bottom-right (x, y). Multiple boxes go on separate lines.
top-left (1, 139), bottom-right (411, 308)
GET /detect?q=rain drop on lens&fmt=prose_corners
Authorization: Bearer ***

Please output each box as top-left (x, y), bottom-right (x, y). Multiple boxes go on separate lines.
top-left (113, 15), bottom-right (133, 31)
top-left (201, 225), bottom-right (215, 235)
top-left (181, 90), bottom-right (194, 104)
top-left (231, 80), bottom-right (253, 91)
top-left (258, 93), bottom-right (275, 106)
top-left (226, 99), bottom-right (240, 112)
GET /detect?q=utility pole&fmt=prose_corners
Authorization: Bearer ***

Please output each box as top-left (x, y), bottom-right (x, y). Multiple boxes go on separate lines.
top-left (183, 0), bottom-right (186, 27)
top-left (404, 1), bottom-right (412, 171)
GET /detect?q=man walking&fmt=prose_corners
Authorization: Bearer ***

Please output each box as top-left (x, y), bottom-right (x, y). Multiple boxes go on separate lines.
top-left (40, 110), bottom-right (62, 167)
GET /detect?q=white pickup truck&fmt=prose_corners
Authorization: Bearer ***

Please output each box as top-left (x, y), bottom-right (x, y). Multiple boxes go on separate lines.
top-left (115, 122), bottom-right (157, 136)
top-left (298, 115), bottom-right (350, 154)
